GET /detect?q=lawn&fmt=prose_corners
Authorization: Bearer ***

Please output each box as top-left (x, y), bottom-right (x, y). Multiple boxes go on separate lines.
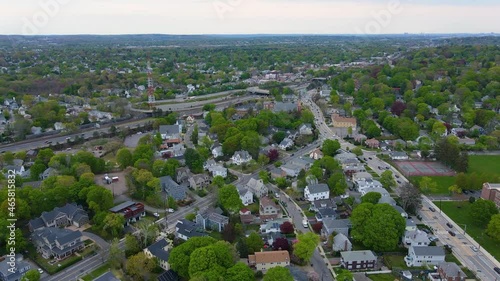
top-left (81, 263), bottom-right (110, 281)
top-left (411, 176), bottom-right (455, 195)
top-left (468, 155), bottom-right (500, 175)
top-left (368, 273), bottom-right (398, 281)
top-left (435, 201), bottom-right (500, 260)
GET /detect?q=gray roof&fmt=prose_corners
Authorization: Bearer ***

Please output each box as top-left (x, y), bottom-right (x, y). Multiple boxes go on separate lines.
top-left (412, 246), bottom-right (445, 256)
top-left (313, 199), bottom-right (337, 210)
top-left (406, 219), bottom-right (416, 227)
top-left (273, 102), bottom-right (296, 112)
top-left (333, 233), bottom-right (351, 247)
top-left (28, 217), bottom-right (45, 230)
top-left (438, 262), bottom-right (466, 278)
top-left (109, 201), bottom-right (136, 213)
top-left (0, 254), bottom-right (30, 280)
top-left (316, 208), bottom-right (336, 219)
top-left (323, 218), bottom-right (351, 230)
top-left (93, 271), bottom-right (120, 281)
top-left (146, 239), bottom-right (170, 262)
top-left (176, 219), bottom-right (207, 239)
top-left (32, 203), bottom-right (88, 226)
top-left (159, 125), bottom-right (180, 135)
top-left (157, 270), bottom-right (181, 281)
top-left (160, 176), bottom-right (187, 201)
top-left (307, 183), bottom-right (329, 194)
top-left (341, 250), bottom-right (377, 262)
top-left (31, 227), bottom-right (82, 246)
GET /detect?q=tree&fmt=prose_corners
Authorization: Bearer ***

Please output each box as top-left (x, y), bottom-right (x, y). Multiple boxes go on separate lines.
top-left (246, 232), bottom-right (264, 254)
top-left (263, 266), bottom-right (293, 281)
top-left (212, 175), bottom-right (225, 188)
top-left (361, 192), bottom-right (381, 204)
top-left (124, 234), bottom-right (141, 257)
top-left (351, 147), bottom-right (362, 156)
top-left (448, 185), bottom-right (462, 195)
top-left (399, 184), bottom-right (422, 215)
top-left (218, 185), bottom-right (243, 214)
top-left (335, 269), bottom-right (354, 281)
top-left (470, 199), bottom-right (499, 227)
top-left (418, 177), bottom-right (437, 193)
top-left (169, 237), bottom-right (218, 278)
top-left (102, 213), bottom-right (125, 237)
top-left (293, 232), bottom-right (320, 262)
top-left (21, 270), bottom-right (40, 281)
top-left (272, 237), bottom-right (290, 251)
top-left (311, 222), bottom-right (323, 233)
top-left (191, 125), bottom-right (199, 145)
top-left (267, 149), bottom-right (279, 162)
top-left (327, 172), bottom-right (347, 196)
top-left (108, 238), bottom-right (125, 269)
top-left (116, 148), bottom-right (133, 169)
top-left (486, 214), bottom-right (500, 242)
top-left (391, 101), bottom-right (407, 116)
top-left (125, 252), bottom-right (157, 281)
top-left (380, 170), bottom-right (396, 190)
top-left (225, 262), bottom-right (255, 281)
top-left (322, 139), bottom-right (340, 156)
top-left (259, 170), bottom-right (270, 184)
top-left (185, 148), bottom-right (204, 173)
top-left (273, 131), bottom-right (286, 144)
top-left (222, 223), bottom-right (237, 243)
top-left (280, 221), bottom-right (294, 234)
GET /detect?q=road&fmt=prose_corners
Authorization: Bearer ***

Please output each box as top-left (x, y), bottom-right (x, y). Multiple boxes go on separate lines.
top-left (300, 92), bottom-right (500, 280)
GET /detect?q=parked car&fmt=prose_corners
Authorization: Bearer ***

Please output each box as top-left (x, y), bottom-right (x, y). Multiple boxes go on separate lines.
top-left (302, 220), bottom-right (309, 228)
top-left (448, 231), bottom-right (456, 236)
top-left (368, 157), bottom-right (373, 160)
top-left (446, 222), bottom-right (453, 228)
top-left (166, 208), bottom-right (175, 213)
top-left (38, 268), bottom-right (44, 274)
top-left (395, 175), bottom-right (400, 178)
top-left (153, 212), bottom-right (160, 218)
top-left (470, 246), bottom-right (478, 252)
top-left (429, 207), bottom-right (436, 212)
top-left (494, 267), bottom-right (500, 274)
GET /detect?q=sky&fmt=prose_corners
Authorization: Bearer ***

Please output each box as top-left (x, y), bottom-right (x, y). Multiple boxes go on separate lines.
top-left (0, 0), bottom-right (499, 35)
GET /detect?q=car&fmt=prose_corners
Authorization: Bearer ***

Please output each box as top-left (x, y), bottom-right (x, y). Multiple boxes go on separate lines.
top-left (166, 208), bottom-right (175, 213)
top-left (395, 175), bottom-right (400, 178)
top-left (448, 231), bottom-right (456, 236)
top-left (153, 212), bottom-right (160, 218)
top-left (397, 180), bottom-right (402, 184)
top-left (275, 192), bottom-right (280, 198)
top-left (65, 137), bottom-right (71, 140)
top-left (470, 246), bottom-right (478, 252)
top-left (429, 207), bottom-right (436, 212)
top-left (494, 267), bottom-right (500, 274)
top-left (463, 190), bottom-right (469, 194)
top-left (302, 220), bottom-right (309, 228)
top-left (446, 222), bottom-right (453, 228)
top-left (385, 167), bottom-right (390, 170)
top-left (38, 268), bottom-right (44, 274)
top-left (368, 157), bottom-right (373, 160)
top-left (421, 228), bottom-right (430, 234)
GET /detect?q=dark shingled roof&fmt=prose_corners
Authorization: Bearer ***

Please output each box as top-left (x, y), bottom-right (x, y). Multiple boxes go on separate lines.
top-left (146, 239), bottom-right (170, 262)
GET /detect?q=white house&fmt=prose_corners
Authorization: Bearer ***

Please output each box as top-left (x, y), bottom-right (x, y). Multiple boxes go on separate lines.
top-left (203, 159), bottom-right (217, 171)
top-left (144, 239), bottom-right (172, 270)
top-left (278, 138), bottom-right (294, 150)
top-left (357, 179), bottom-right (383, 194)
top-left (304, 183), bottom-right (330, 202)
top-left (231, 150), bottom-right (252, 165)
top-left (352, 172), bottom-right (373, 183)
top-left (245, 178), bottom-right (268, 198)
top-left (404, 230), bottom-right (430, 248)
top-left (404, 246), bottom-right (445, 267)
top-left (299, 124), bottom-right (313, 135)
top-left (390, 151), bottom-right (409, 160)
top-left (212, 146), bottom-right (224, 158)
top-left (237, 186), bottom-right (254, 206)
top-left (280, 163), bottom-right (302, 177)
top-left (309, 149), bottom-right (323, 160)
top-left (209, 165), bottom-right (227, 178)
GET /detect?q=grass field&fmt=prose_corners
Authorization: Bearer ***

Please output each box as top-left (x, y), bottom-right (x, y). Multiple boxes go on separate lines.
top-left (435, 201), bottom-right (500, 260)
top-left (368, 273), bottom-right (397, 281)
top-left (468, 155), bottom-right (500, 175)
top-left (411, 176), bottom-right (455, 195)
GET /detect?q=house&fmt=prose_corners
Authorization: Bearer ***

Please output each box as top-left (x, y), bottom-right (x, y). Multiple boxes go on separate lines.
top-left (109, 201), bottom-right (145, 225)
top-left (304, 184), bottom-right (330, 202)
top-left (404, 246), bottom-right (445, 267)
top-left (175, 219), bottom-right (207, 241)
top-left (248, 250), bottom-right (290, 272)
top-left (390, 151), bottom-right (409, 160)
top-left (404, 230), bottom-right (430, 248)
top-left (4, 165), bottom-right (25, 176)
top-left (343, 164), bottom-right (366, 177)
top-left (299, 123), bottom-right (313, 135)
top-left (480, 182), bottom-right (500, 208)
top-left (211, 146), bottom-right (224, 158)
top-left (270, 167), bottom-right (285, 179)
top-left (159, 125), bottom-right (181, 141)
top-left (309, 198), bottom-right (337, 213)
top-left (144, 239), bottom-right (172, 270)
top-left (322, 218), bottom-right (351, 237)
top-left (357, 179), bottom-right (383, 194)
top-left (457, 137), bottom-right (475, 146)
top-left (278, 138), bottom-right (294, 150)
top-left (160, 176), bottom-right (187, 201)
top-left (208, 165), bottom-right (228, 178)
top-left (245, 178), bottom-right (268, 198)
top-left (280, 163), bottom-right (302, 177)
top-left (0, 254), bottom-right (31, 281)
top-left (391, 206), bottom-right (408, 218)
top-left (315, 207), bottom-right (336, 222)
top-left (405, 219), bottom-right (417, 231)
top-left (203, 159), bottom-right (217, 171)
top-left (331, 114), bottom-right (357, 129)
top-left (28, 203), bottom-right (89, 232)
top-left (429, 262), bottom-right (466, 281)
top-left (260, 218), bottom-right (291, 234)
top-left (231, 150), bottom-right (252, 165)
top-left (309, 149), bottom-right (323, 160)
top-left (340, 250), bottom-right (377, 270)
top-left (175, 167), bottom-right (191, 184)
top-left (352, 172), bottom-right (373, 183)
top-left (237, 186), bottom-right (254, 206)
top-left (195, 208), bottom-right (229, 232)
top-left (259, 196), bottom-right (281, 220)
top-left (31, 228), bottom-right (84, 260)
top-left (171, 144), bottom-right (186, 157)
top-left (365, 138), bottom-right (380, 149)
top-left (187, 174), bottom-right (210, 190)
top-left (239, 208), bottom-right (255, 224)
top-left (40, 167), bottom-right (58, 180)
top-left (93, 271), bottom-right (121, 281)
top-left (353, 134), bottom-right (367, 143)
top-left (333, 233), bottom-right (352, 252)
top-left (157, 270), bottom-right (181, 281)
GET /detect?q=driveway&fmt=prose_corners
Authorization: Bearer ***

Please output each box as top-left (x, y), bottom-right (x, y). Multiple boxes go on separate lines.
top-left (82, 231), bottom-right (110, 250)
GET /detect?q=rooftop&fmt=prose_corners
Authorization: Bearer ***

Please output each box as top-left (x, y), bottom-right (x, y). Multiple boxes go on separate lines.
top-left (248, 250), bottom-right (290, 264)
top-left (341, 250), bottom-right (376, 262)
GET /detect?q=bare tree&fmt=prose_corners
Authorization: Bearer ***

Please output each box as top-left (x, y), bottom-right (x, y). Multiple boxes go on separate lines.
top-left (400, 183), bottom-right (422, 215)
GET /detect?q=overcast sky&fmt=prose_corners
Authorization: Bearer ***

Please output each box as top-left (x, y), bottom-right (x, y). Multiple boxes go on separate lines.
top-left (1, 0), bottom-right (499, 35)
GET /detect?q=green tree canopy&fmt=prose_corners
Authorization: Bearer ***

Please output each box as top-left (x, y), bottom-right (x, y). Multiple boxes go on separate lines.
top-left (263, 266), bottom-right (294, 281)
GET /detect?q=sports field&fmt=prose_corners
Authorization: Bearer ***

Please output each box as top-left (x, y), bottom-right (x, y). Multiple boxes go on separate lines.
top-left (394, 161), bottom-right (455, 176)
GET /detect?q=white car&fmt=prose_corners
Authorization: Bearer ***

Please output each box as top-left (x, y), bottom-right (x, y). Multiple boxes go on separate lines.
top-left (38, 268), bottom-right (44, 274)
top-left (166, 208), bottom-right (175, 213)
top-left (302, 220), bottom-right (309, 228)
top-left (153, 212), bottom-right (160, 218)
